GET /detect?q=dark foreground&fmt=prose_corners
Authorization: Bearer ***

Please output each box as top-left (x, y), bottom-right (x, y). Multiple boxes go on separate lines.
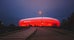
top-left (27, 27), bottom-right (74, 40)
top-left (0, 27), bottom-right (74, 40)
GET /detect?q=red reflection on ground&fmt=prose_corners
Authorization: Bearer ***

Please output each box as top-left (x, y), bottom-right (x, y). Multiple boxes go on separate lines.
top-left (19, 17), bottom-right (60, 27)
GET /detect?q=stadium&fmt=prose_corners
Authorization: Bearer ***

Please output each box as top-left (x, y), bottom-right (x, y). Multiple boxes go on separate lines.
top-left (19, 17), bottom-right (60, 27)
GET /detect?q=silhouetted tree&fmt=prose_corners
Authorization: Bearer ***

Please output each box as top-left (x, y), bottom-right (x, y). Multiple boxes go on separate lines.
top-left (8, 24), bottom-right (16, 30)
top-left (8, 24), bottom-right (16, 27)
top-left (61, 12), bottom-right (74, 31)
top-left (0, 21), bottom-right (4, 28)
top-left (67, 12), bottom-right (74, 31)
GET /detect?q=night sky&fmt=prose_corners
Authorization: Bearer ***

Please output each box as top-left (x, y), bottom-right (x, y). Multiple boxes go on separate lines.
top-left (0, 0), bottom-right (74, 26)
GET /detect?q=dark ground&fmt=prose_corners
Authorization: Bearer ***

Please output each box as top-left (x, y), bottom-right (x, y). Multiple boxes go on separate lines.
top-left (0, 27), bottom-right (74, 40)
top-left (26, 27), bottom-right (74, 40)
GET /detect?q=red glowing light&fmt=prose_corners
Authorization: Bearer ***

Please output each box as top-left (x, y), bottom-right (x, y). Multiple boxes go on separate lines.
top-left (19, 17), bottom-right (60, 27)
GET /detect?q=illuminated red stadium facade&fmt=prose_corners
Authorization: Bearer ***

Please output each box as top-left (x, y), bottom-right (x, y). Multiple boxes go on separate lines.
top-left (19, 17), bottom-right (60, 27)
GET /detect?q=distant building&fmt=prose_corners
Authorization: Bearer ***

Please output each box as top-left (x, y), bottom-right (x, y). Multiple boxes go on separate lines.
top-left (19, 17), bottom-right (60, 27)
